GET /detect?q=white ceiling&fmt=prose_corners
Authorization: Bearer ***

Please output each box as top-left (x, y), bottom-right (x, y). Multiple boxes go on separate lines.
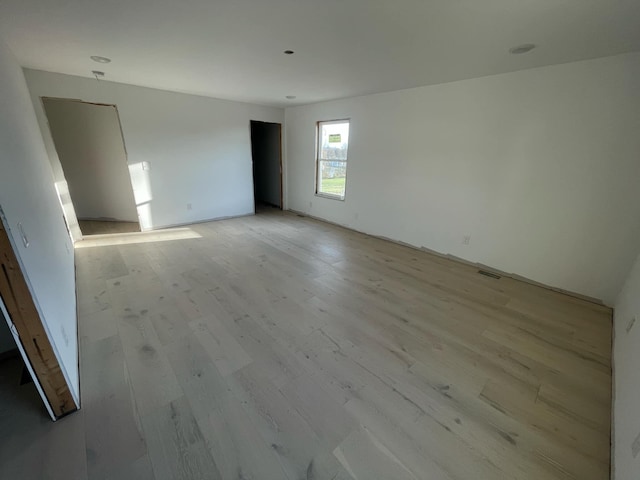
top-left (1, 0), bottom-right (639, 107)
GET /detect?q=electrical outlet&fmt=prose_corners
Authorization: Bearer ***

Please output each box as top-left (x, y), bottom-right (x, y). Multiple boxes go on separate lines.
top-left (187, 203), bottom-right (192, 210)
top-left (60, 326), bottom-right (69, 347)
top-left (462, 235), bottom-right (471, 246)
top-left (309, 201), bottom-right (313, 209)
top-left (626, 316), bottom-right (637, 334)
top-left (18, 223), bottom-right (29, 248)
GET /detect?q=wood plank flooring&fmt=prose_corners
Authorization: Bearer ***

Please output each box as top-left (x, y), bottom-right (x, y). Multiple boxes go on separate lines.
top-left (0, 210), bottom-right (612, 479)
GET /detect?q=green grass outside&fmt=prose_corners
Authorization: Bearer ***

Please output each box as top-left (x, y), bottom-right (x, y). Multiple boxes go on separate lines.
top-left (319, 177), bottom-right (346, 196)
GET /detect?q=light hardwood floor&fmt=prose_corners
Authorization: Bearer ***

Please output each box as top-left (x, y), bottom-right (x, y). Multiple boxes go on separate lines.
top-left (0, 210), bottom-right (612, 479)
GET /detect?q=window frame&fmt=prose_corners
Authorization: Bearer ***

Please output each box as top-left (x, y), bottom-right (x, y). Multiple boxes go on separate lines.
top-left (315, 118), bottom-right (350, 201)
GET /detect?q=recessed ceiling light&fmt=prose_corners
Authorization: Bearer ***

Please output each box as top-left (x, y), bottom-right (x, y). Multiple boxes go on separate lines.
top-left (283, 50), bottom-right (295, 55)
top-left (286, 95), bottom-right (296, 100)
top-left (90, 55), bottom-right (111, 63)
top-left (509, 44), bottom-right (536, 55)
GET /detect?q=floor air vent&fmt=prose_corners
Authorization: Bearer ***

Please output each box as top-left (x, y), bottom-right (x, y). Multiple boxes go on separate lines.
top-left (478, 269), bottom-right (501, 279)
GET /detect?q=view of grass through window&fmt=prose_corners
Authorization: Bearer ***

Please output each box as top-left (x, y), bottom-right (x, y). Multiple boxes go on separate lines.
top-left (317, 120), bottom-right (349, 199)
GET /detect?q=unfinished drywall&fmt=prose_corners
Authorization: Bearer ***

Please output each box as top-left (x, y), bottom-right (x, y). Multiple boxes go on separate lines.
top-left (25, 70), bottom-right (284, 231)
top-left (43, 99), bottom-right (139, 223)
top-left (613, 253), bottom-right (640, 479)
top-left (286, 53), bottom-right (640, 305)
top-left (0, 40), bottom-right (78, 403)
top-left (251, 121), bottom-right (281, 207)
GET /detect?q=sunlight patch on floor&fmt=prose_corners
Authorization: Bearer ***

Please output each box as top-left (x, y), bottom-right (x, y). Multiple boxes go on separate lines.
top-left (74, 227), bottom-right (201, 248)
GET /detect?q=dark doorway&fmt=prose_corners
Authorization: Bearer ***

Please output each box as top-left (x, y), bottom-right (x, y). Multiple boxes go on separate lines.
top-left (250, 121), bottom-right (282, 210)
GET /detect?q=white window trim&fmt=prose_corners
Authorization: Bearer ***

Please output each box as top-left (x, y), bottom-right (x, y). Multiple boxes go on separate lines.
top-left (315, 119), bottom-right (350, 201)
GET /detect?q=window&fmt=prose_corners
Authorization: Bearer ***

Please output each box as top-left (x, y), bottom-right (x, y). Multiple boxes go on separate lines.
top-left (316, 119), bottom-right (350, 200)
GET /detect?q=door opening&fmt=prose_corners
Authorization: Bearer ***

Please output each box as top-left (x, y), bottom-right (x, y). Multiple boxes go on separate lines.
top-left (0, 311), bottom-right (50, 422)
top-left (42, 98), bottom-right (141, 237)
top-left (0, 218), bottom-right (76, 420)
top-left (250, 121), bottom-right (283, 211)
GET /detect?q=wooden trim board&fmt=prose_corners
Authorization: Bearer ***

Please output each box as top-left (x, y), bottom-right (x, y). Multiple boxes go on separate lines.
top-left (0, 221), bottom-right (76, 418)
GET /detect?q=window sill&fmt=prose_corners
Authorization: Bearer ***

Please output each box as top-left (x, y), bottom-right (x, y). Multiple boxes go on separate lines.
top-left (315, 193), bottom-right (345, 202)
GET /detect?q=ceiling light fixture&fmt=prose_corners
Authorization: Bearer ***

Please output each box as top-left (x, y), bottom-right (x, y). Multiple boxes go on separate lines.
top-left (90, 55), bottom-right (111, 63)
top-left (286, 95), bottom-right (296, 100)
top-left (284, 50), bottom-right (295, 55)
top-left (509, 44), bottom-right (536, 55)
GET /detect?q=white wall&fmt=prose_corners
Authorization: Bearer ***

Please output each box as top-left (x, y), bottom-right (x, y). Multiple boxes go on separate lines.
top-left (613, 253), bottom-right (640, 479)
top-left (286, 53), bottom-right (640, 305)
top-left (26, 70), bottom-right (284, 231)
top-left (0, 41), bottom-right (78, 403)
top-left (43, 99), bottom-right (139, 222)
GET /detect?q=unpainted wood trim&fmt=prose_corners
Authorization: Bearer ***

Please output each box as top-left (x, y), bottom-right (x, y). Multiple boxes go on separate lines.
top-left (0, 222), bottom-right (77, 418)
